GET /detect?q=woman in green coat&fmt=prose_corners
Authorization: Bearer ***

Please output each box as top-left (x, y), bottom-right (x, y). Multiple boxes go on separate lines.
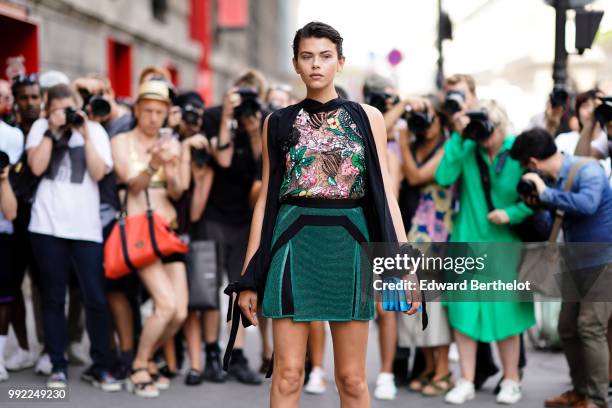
top-left (434, 100), bottom-right (535, 405)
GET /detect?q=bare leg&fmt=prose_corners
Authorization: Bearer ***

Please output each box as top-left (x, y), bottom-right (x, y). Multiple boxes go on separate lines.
top-left (376, 303), bottom-right (396, 373)
top-left (184, 312), bottom-right (202, 371)
top-left (454, 330), bottom-right (478, 382)
top-left (107, 292), bottom-right (134, 352)
top-left (259, 317), bottom-right (272, 360)
top-left (330, 320), bottom-right (371, 408)
top-left (308, 322), bottom-right (325, 368)
top-left (433, 345), bottom-right (451, 379)
top-left (163, 339), bottom-right (177, 372)
top-left (270, 319), bottom-right (309, 408)
top-left (497, 335), bottom-right (520, 382)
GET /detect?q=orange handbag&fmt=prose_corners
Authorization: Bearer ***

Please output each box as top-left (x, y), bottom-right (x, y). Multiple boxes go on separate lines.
top-left (104, 188), bottom-right (188, 279)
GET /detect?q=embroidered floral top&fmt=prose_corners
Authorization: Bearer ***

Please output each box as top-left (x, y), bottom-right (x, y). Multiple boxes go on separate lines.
top-left (280, 107), bottom-right (366, 200)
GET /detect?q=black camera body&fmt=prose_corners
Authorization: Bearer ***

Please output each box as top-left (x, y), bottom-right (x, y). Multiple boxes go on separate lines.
top-left (549, 86), bottom-right (570, 109)
top-left (181, 104), bottom-right (202, 127)
top-left (463, 111), bottom-right (494, 142)
top-left (366, 91), bottom-right (399, 114)
top-left (191, 147), bottom-right (210, 167)
top-left (517, 179), bottom-right (536, 196)
top-left (404, 108), bottom-right (434, 137)
top-left (77, 88), bottom-right (111, 118)
top-left (0, 151), bottom-right (9, 171)
top-left (444, 90), bottom-right (465, 115)
top-left (595, 96), bottom-right (612, 126)
top-left (64, 107), bottom-right (85, 127)
top-left (234, 88), bottom-right (261, 119)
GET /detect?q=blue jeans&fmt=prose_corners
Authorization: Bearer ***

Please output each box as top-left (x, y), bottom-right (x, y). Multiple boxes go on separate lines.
top-left (30, 233), bottom-right (112, 373)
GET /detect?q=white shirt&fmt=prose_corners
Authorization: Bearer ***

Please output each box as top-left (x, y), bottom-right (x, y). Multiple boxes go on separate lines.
top-left (26, 118), bottom-right (113, 242)
top-left (0, 121), bottom-right (24, 234)
top-left (555, 130), bottom-right (611, 177)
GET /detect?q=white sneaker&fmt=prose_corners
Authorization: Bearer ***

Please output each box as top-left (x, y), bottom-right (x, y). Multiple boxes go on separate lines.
top-left (496, 379), bottom-right (522, 404)
top-left (68, 342), bottom-right (89, 366)
top-left (5, 348), bottom-right (37, 371)
top-left (445, 378), bottom-right (475, 405)
top-left (0, 363), bottom-right (9, 382)
top-left (35, 353), bottom-right (53, 376)
top-left (373, 372), bottom-right (397, 400)
top-left (304, 366), bottom-right (326, 394)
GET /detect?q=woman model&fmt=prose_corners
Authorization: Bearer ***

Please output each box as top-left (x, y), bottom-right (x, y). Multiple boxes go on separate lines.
top-left (224, 22), bottom-right (425, 407)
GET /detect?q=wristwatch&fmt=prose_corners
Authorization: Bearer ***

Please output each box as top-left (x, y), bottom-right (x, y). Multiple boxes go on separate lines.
top-left (146, 162), bottom-right (159, 176)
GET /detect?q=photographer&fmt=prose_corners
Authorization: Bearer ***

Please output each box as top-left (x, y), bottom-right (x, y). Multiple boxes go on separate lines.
top-left (198, 70), bottom-right (267, 385)
top-left (11, 74), bottom-right (42, 136)
top-left (510, 128), bottom-right (612, 408)
top-left (527, 86), bottom-right (572, 137)
top-left (435, 100), bottom-right (534, 405)
top-left (0, 119), bottom-right (22, 382)
top-left (25, 84), bottom-right (119, 390)
top-left (576, 93), bottom-right (612, 163)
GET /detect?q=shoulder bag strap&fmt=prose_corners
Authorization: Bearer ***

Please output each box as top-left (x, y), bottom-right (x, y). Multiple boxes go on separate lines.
top-left (474, 148), bottom-right (495, 212)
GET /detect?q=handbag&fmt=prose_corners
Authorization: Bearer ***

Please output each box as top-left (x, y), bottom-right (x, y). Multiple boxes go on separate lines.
top-left (517, 160), bottom-right (589, 296)
top-left (187, 241), bottom-right (220, 310)
top-left (104, 188), bottom-right (188, 279)
top-left (474, 149), bottom-right (552, 242)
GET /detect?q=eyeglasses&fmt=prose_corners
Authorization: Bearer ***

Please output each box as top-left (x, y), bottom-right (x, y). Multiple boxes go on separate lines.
top-left (12, 73), bottom-right (39, 86)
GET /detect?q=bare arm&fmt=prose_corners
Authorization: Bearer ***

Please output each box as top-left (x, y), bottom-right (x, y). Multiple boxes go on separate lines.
top-left (0, 167), bottom-right (17, 221)
top-left (27, 136), bottom-right (53, 177)
top-left (398, 129), bottom-right (444, 186)
top-left (211, 89), bottom-right (239, 168)
top-left (190, 165), bottom-right (214, 222)
top-left (383, 100), bottom-right (408, 134)
top-left (387, 149), bottom-right (402, 198)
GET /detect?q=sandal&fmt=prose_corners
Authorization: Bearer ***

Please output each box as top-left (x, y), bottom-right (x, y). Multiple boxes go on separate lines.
top-left (148, 360), bottom-right (171, 391)
top-left (126, 367), bottom-right (159, 398)
top-left (422, 372), bottom-right (454, 397)
top-left (409, 371), bottom-right (434, 392)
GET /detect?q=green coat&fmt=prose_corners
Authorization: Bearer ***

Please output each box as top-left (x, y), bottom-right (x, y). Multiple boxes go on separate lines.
top-left (434, 132), bottom-right (535, 341)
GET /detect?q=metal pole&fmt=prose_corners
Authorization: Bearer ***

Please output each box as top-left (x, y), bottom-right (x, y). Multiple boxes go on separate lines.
top-left (552, 0), bottom-right (568, 87)
top-left (436, 0), bottom-right (444, 89)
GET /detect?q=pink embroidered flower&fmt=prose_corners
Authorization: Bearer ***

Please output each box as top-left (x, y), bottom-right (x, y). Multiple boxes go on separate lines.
top-left (339, 160), bottom-right (360, 177)
top-left (299, 164), bottom-right (317, 187)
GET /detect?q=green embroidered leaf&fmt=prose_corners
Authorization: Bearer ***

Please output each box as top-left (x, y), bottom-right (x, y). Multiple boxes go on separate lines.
top-left (341, 149), bottom-right (352, 158)
top-left (295, 166), bottom-right (302, 179)
top-left (280, 177), bottom-right (290, 193)
top-left (350, 174), bottom-right (364, 197)
top-left (351, 154), bottom-right (365, 172)
top-left (328, 176), bottom-right (337, 186)
top-left (300, 156), bottom-right (315, 167)
top-left (289, 145), bottom-right (296, 161)
top-left (295, 146), bottom-right (307, 162)
top-left (325, 127), bottom-right (345, 137)
top-left (344, 128), bottom-right (363, 144)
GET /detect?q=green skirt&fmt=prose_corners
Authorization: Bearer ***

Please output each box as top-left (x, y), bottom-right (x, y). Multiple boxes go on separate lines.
top-left (262, 200), bottom-right (373, 321)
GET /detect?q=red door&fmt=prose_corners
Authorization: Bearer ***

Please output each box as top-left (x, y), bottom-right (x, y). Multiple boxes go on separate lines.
top-left (107, 38), bottom-right (133, 98)
top-left (0, 6), bottom-right (39, 80)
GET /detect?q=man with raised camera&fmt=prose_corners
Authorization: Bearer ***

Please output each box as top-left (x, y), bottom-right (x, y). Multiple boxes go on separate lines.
top-left (510, 127), bottom-right (612, 408)
top-left (197, 70), bottom-right (267, 385)
top-left (527, 86), bottom-right (572, 137)
top-left (25, 83), bottom-right (119, 391)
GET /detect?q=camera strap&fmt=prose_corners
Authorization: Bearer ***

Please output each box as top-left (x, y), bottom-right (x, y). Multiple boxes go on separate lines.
top-left (474, 148), bottom-right (495, 213)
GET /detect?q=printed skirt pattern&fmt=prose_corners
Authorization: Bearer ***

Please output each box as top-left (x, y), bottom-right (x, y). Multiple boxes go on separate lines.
top-left (262, 200), bottom-right (373, 321)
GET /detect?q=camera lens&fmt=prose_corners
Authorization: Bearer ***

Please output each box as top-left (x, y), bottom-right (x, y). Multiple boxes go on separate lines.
top-left (549, 87), bottom-right (569, 108)
top-left (517, 179), bottom-right (536, 196)
top-left (191, 147), bottom-right (210, 167)
top-left (463, 111), bottom-right (494, 142)
top-left (89, 96), bottom-right (111, 117)
top-left (407, 112), bottom-right (432, 136)
top-left (444, 91), bottom-right (465, 115)
top-left (64, 107), bottom-right (85, 127)
top-left (594, 97), bottom-right (612, 125)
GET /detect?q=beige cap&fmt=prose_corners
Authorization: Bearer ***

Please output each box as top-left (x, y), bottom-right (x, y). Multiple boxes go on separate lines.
top-left (137, 80), bottom-right (170, 103)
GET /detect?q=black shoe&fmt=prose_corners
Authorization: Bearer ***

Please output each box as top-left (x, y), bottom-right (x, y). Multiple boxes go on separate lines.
top-left (609, 380), bottom-right (612, 396)
top-left (474, 364), bottom-right (499, 391)
top-left (202, 351), bottom-right (226, 383)
top-left (81, 366), bottom-right (122, 392)
top-left (259, 357), bottom-right (272, 375)
top-left (184, 368), bottom-right (203, 386)
top-left (228, 357), bottom-right (262, 385)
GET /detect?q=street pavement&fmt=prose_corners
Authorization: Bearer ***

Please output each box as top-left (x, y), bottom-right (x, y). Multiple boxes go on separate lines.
top-left (0, 280), bottom-right (571, 407)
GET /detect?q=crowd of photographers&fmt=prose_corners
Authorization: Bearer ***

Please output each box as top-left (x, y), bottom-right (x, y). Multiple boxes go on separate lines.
top-left (0, 66), bottom-right (612, 406)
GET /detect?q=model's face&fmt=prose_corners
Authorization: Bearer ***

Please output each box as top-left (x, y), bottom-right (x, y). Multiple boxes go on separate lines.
top-left (293, 37), bottom-right (344, 91)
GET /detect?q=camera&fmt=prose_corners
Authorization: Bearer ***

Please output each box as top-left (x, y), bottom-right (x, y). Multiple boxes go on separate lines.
top-left (403, 107), bottom-right (433, 137)
top-left (365, 91), bottom-right (399, 114)
top-left (0, 151), bottom-right (9, 171)
top-left (444, 90), bottom-right (465, 115)
top-left (462, 111), bottom-right (494, 142)
top-left (77, 88), bottom-right (111, 118)
top-left (234, 88), bottom-right (261, 118)
top-left (191, 147), bottom-right (211, 167)
top-left (181, 104), bottom-right (202, 127)
top-left (594, 96), bottom-right (612, 126)
top-left (549, 86), bottom-right (569, 109)
top-left (64, 107), bottom-right (85, 127)
top-left (517, 178), bottom-right (536, 196)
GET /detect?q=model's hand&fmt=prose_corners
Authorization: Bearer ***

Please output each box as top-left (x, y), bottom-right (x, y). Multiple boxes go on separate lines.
top-left (238, 290), bottom-right (259, 326)
top-left (402, 273), bottom-right (422, 316)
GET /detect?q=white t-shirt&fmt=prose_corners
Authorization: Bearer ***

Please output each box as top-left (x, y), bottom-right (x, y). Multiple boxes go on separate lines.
top-left (0, 121), bottom-right (24, 234)
top-left (26, 118), bottom-right (113, 243)
top-left (591, 131), bottom-right (611, 159)
top-left (555, 130), bottom-right (611, 177)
